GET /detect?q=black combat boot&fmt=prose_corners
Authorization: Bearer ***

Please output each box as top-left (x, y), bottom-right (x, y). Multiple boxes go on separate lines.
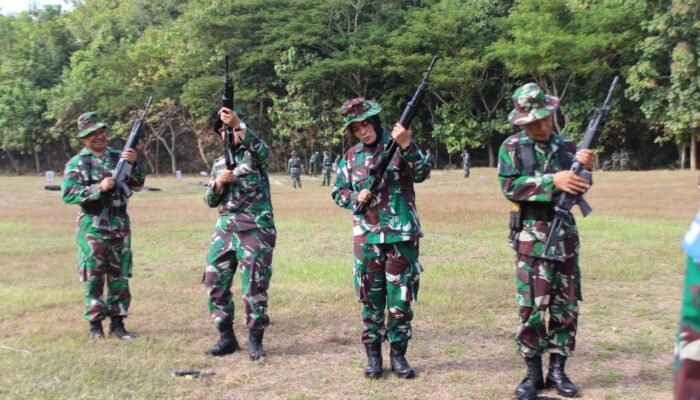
top-left (389, 341), bottom-right (415, 379)
top-left (88, 320), bottom-right (104, 340)
top-left (515, 356), bottom-right (544, 400)
top-left (364, 342), bottom-right (383, 379)
top-left (205, 323), bottom-right (240, 356)
top-left (545, 353), bottom-right (579, 398)
top-left (248, 329), bottom-right (266, 360)
top-left (109, 316), bottom-right (133, 340)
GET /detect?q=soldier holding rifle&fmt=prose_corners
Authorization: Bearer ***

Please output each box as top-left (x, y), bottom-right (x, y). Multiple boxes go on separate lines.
top-left (498, 83), bottom-right (596, 400)
top-left (61, 111), bottom-right (145, 341)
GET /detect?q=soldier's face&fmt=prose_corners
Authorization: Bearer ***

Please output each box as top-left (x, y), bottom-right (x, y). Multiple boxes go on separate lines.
top-left (350, 119), bottom-right (377, 145)
top-left (83, 128), bottom-right (107, 153)
top-left (522, 115), bottom-right (553, 141)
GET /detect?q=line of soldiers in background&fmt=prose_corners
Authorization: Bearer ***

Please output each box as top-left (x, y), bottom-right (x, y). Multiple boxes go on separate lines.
top-left (601, 149), bottom-right (630, 170)
top-left (286, 147), bottom-right (472, 186)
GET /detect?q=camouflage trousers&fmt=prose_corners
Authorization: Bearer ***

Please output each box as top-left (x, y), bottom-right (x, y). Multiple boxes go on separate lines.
top-left (290, 168), bottom-right (302, 188)
top-left (353, 240), bottom-right (422, 344)
top-left (76, 215), bottom-right (132, 322)
top-left (309, 163), bottom-right (319, 177)
top-left (514, 253), bottom-right (579, 358)
top-left (322, 167), bottom-right (332, 186)
top-left (464, 165), bottom-right (470, 178)
top-left (204, 226), bottom-right (276, 330)
top-left (674, 256), bottom-right (700, 399)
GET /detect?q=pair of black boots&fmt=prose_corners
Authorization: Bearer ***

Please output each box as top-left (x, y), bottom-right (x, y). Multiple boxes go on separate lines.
top-left (89, 317), bottom-right (133, 340)
top-left (364, 341), bottom-right (415, 379)
top-left (516, 354), bottom-right (579, 399)
top-left (206, 323), bottom-right (265, 360)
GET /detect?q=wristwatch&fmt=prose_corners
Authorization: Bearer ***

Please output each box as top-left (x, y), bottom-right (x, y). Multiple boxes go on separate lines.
top-left (235, 121), bottom-right (247, 131)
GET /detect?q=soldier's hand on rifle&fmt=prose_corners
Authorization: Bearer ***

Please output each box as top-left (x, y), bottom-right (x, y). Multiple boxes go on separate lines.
top-left (575, 149), bottom-right (595, 170)
top-left (121, 148), bottom-right (138, 164)
top-left (99, 177), bottom-right (116, 192)
top-left (391, 123), bottom-right (412, 150)
top-left (553, 171), bottom-right (590, 195)
top-left (357, 189), bottom-right (374, 204)
top-left (213, 170), bottom-right (234, 193)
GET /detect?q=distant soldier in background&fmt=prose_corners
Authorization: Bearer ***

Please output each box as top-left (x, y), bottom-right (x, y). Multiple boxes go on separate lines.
top-left (619, 149), bottom-right (629, 170)
top-left (461, 148), bottom-right (471, 178)
top-left (424, 149), bottom-right (435, 179)
top-left (321, 150), bottom-right (333, 186)
top-left (61, 111), bottom-right (145, 341)
top-left (676, 209), bottom-right (700, 399)
top-left (611, 150), bottom-right (621, 170)
top-left (309, 151), bottom-right (320, 177)
top-left (202, 108), bottom-right (276, 360)
top-left (288, 150), bottom-right (303, 188)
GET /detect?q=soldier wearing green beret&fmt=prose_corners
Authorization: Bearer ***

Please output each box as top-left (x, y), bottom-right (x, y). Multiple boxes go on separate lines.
top-left (332, 97), bottom-right (429, 379)
top-left (497, 83), bottom-right (594, 400)
top-left (61, 112), bottom-right (145, 341)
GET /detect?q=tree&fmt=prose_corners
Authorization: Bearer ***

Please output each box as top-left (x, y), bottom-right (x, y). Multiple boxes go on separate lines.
top-left (627, 0), bottom-right (700, 169)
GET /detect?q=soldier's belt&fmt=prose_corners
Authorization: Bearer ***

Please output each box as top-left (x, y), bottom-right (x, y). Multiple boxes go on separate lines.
top-left (81, 203), bottom-right (126, 217)
top-left (520, 203), bottom-right (555, 221)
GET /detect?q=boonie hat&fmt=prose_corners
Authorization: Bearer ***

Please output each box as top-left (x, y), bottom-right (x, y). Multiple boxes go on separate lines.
top-left (77, 112), bottom-right (108, 138)
top-left (340, 97), bottom-right (382, 128)
top-left (508, 83), bottom-right (559, 126)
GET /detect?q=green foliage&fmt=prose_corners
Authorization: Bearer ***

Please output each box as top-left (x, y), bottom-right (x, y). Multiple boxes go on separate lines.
top-left (0, 0), bottom-right (694, 172)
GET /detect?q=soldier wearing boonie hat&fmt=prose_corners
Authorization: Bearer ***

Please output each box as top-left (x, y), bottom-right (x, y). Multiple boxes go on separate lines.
top-left (332, 97), bottom-right (430, 380)
top-left (497, 83), bottom-right (596, 400)
top-left (61, 111), bottom-right (145, 342)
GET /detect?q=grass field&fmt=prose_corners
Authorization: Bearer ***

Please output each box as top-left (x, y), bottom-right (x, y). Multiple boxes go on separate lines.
top-left (0, 168), bottom-right (696, 400)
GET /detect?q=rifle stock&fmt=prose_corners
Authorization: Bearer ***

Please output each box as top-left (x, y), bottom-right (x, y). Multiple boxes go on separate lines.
top-left (353, 55), bottom-right (438, 215)
top-left (94, 96), bottom-right (153, 230)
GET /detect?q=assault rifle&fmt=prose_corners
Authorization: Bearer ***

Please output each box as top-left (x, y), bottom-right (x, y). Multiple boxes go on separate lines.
top-left (220, 54), bottom-right (237, 193)
top-left (94, 96), bottom-right (153, 230)
top-left (353, 55), bottom-right (438, 215)
top-left (540, 76), bottom-right (619, 261)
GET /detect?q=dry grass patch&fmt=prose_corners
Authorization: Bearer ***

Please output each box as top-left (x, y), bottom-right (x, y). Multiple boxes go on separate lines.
top-left (0, 169), bottom-right (695, 399)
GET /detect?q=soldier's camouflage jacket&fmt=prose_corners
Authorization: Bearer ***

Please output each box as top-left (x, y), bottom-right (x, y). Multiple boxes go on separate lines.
top-left (498, 131), bottom-right (579, 259)
top-left (204, 129), bottom-right (275, 232)
top-left (61, 146), bottom-right (145, 230)
top-left (332, 130), bottom-right (429, 244)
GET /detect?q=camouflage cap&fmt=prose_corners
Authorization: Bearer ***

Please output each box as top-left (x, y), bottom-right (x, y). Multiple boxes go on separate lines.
top-left (507, 83), bottom-right (559, 126)
top-left (340, 97), bottom-right (381, 128)
top-left (77, 112), bottom-right (108, 138)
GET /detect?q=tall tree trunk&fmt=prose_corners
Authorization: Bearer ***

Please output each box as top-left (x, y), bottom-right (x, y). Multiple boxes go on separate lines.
top-left (488, 142), bottom-right (495, 167)
top-left (32, 132), bottom-right (41, 173)
top-left (680, 142), bottom-right (687, 169)
top-left (4, 149), bottom-right (21, 174)
top-left (692, 134), bottom-right (697, 170)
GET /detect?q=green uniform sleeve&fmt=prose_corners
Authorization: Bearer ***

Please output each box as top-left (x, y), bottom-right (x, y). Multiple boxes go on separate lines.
top-left (498, 140), bottom-right (555, 203)
top-left (398, 142), bottom-right (429, 183)
top-left (204, 162), bottom-right (223, 208)
top-left (61, 156), bottom-right (102, 204)
top-left (331, 157), bottom-right (358, 210)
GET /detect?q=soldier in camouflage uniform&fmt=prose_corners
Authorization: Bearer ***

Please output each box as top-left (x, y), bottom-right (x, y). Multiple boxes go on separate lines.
top-left (461, 148), bottom-right (471, 178)
top-left (61, 112), bottom-right (145, 341)
top-left (332, 98), bottom-right (429, 379)
top-left (424, 149), bottom-right (434, 179)
top-left (675, 209), bottom-right (700, 400)
top-left (309, 151), bottom-right (320, 177)
top-left (203, 107), bottom-right (276, 360)
top-left (497, 83), bottom-right (594, 400)
top-left (321, 150), bottom-right (333, 186)
top-left (288, 151), bottom-right (303, 188)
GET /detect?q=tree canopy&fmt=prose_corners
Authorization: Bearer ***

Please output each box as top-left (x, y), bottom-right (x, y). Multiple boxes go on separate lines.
top-left (0, 0), bottom-right (695, 174)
